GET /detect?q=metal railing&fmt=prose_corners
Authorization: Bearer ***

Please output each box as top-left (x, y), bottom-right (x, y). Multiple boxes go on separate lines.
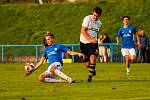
top-left (0, 43), bottom-right (122, 63)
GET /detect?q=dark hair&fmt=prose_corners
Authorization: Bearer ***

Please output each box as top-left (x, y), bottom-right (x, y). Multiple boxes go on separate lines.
top-left (122, 16), bottom-right (130, 21)
top-left (93, 7), bottom-right (102, 15)
top-left (45, 32), bottom-right (54, 38)
top-left (43, 32), bottom-right (54, 47)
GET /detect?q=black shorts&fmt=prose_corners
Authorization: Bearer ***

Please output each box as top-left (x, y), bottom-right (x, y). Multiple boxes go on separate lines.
top-left (80, 42), bottom-right (98, 62)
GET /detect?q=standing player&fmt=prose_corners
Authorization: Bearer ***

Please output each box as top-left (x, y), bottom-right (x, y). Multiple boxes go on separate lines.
top-left (80, 7), bottom-right (102, 82)
top-left (116, 16), bottom-right (139, 75)
top-left (26, 32), bottom-right (85, 83)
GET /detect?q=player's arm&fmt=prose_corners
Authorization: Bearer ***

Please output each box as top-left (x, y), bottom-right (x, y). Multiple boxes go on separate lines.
top-left (116, 28), bottom-right (122, 44)
top-left (66, 50), bottom-right (85, 59)
top-left (33, 56), bottom-right (45, 72)
top-left (81, 26), bottom-right (90, 40)
top-left (116, 37), bottom-right (120, 44)
top-left (81, 26), bottom-right (97, 44)
top-left (25, 56), bottom-right (45, 76)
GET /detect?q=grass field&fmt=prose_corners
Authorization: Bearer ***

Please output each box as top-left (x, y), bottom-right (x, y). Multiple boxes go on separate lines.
top-left (0, 63), bottom-right (150, 100)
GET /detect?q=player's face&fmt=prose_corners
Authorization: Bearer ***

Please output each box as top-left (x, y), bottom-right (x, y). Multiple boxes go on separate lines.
top-left (92, 11), bottom-right (100, 21)
top-left (45, 36), bottom-right (54, 46)
top-left (123, 17), bottom-right (129, 26)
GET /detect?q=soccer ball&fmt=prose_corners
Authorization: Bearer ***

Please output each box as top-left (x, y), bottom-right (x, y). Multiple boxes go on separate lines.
top-left (24, 62), bottom-right (35, 72)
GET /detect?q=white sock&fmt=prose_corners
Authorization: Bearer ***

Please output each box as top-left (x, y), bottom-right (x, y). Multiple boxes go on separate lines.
top-left (127, 68), bottom-right (130, 73)
top-left (55, 69), bottom-right (72, 82)
top-left (44, 78), bottom-right (59, 83)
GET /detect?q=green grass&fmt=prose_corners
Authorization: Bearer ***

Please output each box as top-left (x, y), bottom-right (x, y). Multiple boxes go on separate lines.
top-left (0, 63), bottom-right (150, 100)
top-left (0, 0), bottom-right (150, 45)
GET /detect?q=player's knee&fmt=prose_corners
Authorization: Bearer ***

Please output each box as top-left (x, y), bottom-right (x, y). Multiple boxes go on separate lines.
top-left (38, 77), bottom-right (44, 82)
top-left (50, 66), bottom-right (57, 73)
top-left (90, 55), bottom-right (96, 64)
top-left (130, 56), bottom-right (136, 62)
top-left (38, 74), bottom-right (45, 82)
top-left (38, 72), bottom-right (49, 82)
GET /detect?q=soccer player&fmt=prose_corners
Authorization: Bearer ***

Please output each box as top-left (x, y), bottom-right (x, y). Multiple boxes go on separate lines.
top-left (80, 7), bottom-right (102, 82)
top-left (26, 32), bottom-right (85, 83)
top-left (116, 16), bottom-right (139, 75)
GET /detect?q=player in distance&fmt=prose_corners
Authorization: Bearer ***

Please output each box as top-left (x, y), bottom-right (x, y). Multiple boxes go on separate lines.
top-left (116, 16), bottom-right (140, 75)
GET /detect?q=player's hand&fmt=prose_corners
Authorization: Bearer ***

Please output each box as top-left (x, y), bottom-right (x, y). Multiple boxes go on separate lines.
top-left (24, 69), bottom-right (34, 77)
top-left (78, 53), bottom-right (86, 59)
top-left (24, 71), bottom-right (32, 77)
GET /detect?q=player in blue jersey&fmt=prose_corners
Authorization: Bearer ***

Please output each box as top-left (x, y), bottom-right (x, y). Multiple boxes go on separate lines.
top-left (27, 32), bottom-right (85, 83)
top-left (116, 16), bottom-right (139, 75)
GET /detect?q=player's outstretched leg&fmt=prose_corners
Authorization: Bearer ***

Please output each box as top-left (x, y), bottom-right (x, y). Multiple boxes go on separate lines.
top-left (44, 78), bottom-right (72, 83)
top-left (38, 72), bottom-right (57, 83)
top-left (55, 69), bottom-right (75, 83)
top-left (44, 78), bottom-right (60, 83)
top-left (38, 71), bottom-right (74, 83)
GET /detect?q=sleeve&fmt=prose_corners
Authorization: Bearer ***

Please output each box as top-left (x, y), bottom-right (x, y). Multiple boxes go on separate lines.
top-left (59, 44), bottom-right (69, 53)
top-left (117, 28), bottom-right (122, 37)
top-left (82, 16), bottom-right (90, 28)
top-left (42, 48), bottom-right (47, 58)
top-left (133, 26), bottom-right (137, 33)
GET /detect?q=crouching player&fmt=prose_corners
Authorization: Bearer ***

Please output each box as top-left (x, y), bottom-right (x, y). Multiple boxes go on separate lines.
top-left (25, 32), bottom-right (85, 83)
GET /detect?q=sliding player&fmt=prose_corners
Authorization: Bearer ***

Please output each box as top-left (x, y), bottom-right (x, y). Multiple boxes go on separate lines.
top-left (26, 32), bottom-right (85, 83)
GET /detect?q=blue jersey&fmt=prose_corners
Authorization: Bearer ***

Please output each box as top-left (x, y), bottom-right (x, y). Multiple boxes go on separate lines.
top-left (42, 43), bottom-right (69, 66)
top-left (117, 25), bottom-right (136, 48)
